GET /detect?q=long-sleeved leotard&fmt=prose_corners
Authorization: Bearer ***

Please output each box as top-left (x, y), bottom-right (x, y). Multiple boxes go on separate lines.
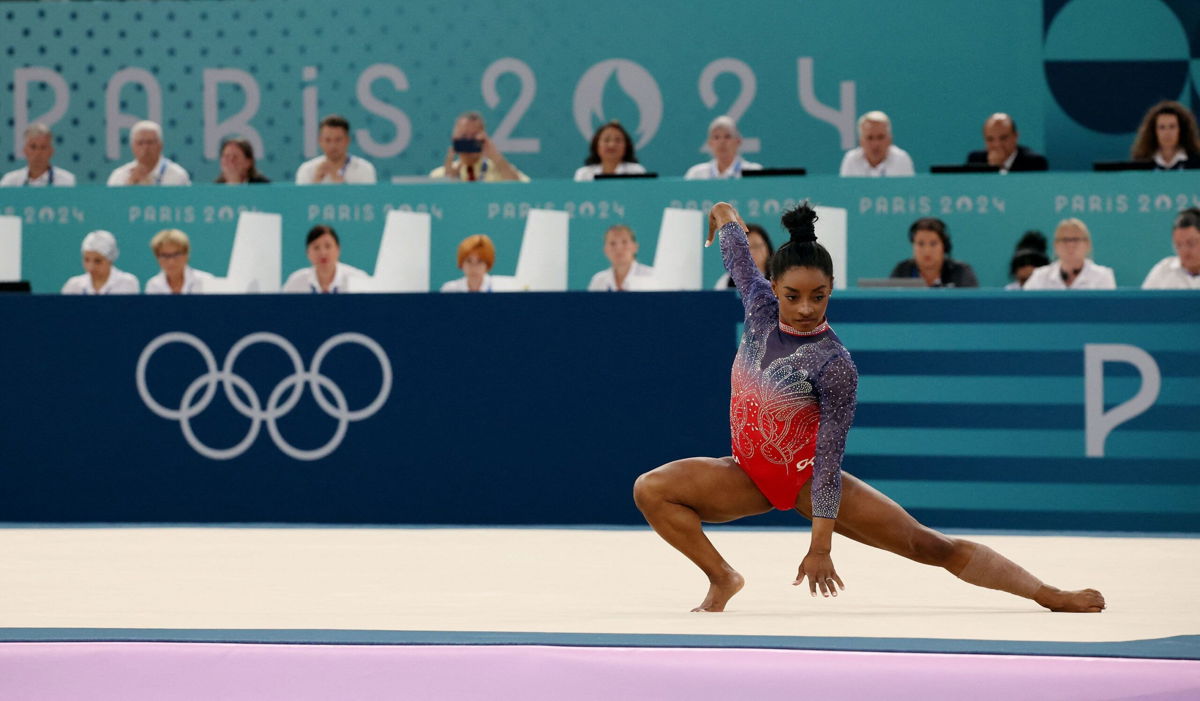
top-left (719, 221), bottom-right (858, 518)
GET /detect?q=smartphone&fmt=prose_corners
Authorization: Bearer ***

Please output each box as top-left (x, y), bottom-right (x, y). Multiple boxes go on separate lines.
top-left (453, 138), bottom-right (483, 154)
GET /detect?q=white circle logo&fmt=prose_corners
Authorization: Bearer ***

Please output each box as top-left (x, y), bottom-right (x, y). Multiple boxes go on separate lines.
top-left (572, 59), bottom-right (663, 149)
top-left (136, 331), bottom-right (392, 461)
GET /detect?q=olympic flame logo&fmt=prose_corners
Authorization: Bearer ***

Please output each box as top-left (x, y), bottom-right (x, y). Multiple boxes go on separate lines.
top-left (136, 331), bottom-right (392, 461)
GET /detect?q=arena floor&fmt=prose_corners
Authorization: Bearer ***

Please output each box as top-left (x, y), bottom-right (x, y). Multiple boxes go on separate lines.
top-left (1, 526), bottom-right (1197, 699)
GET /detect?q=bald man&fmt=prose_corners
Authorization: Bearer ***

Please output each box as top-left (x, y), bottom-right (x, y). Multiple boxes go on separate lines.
top-left (966, 113), bottom-right (1048, 173)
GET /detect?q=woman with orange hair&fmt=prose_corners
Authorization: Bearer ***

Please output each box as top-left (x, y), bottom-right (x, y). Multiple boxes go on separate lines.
top-left (441, 234), bottom-right (510, 292)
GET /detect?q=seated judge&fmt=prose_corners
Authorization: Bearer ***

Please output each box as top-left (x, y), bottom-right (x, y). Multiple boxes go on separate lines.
top-left (889, 217), bottom-right (979, 287)
top-left (144, 229), bottom-right (215, 294)
top-left (966, 113), bottom-right (1048, 173)
top-left (684, 115), bottom-right (762, 180)
top-left (61, 230), bottom-right (140, 294)
top-left (1022, 218), bottom-right (1116, 290)
top-left (574, 121), bottom-right (646, 181)
top-left (1142, 208), bottom-right (1200, 289)
top-left (283, 225), bottom-right (368, 293)
top-left (0, 123), bottom-right (76, 187)
top-left (588, 224), bottom-right (657, 291)
top-left (441, 234), bottom-right (519, 292)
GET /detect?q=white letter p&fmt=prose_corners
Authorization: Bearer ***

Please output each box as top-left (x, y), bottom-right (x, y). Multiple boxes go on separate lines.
top-left (1084, 344), bottom-right (1160, 458)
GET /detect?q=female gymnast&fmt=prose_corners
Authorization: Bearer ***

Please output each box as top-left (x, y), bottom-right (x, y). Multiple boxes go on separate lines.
top-left (633, 201), bottom-right (1105, 614)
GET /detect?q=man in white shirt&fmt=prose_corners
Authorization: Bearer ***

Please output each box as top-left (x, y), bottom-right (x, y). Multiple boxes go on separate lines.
top-left (684, 115), bottom-right (762, 180)
top-left (0, 123), bottom-right (76, 187)
top-left (295, 114), bottom-right (378, 185)
top-left (429, 111), bottom-right (529, 182)
top-left (839, 111), bottom-right (914, 177)
top-left (107, 120), bottom-right (191, 186)
top-left (1143, 208), bottom-right (1200, 289)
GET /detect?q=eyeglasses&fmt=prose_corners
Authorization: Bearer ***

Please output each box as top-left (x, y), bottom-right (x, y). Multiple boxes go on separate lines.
top-left (1055, 236), bottom-right (1088, 244)
top-left (156, 251), bottom-right (185, 260)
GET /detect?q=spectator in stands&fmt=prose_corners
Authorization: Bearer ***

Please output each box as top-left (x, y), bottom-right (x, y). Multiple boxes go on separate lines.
top-left (966, 113), bottom-right (1048, 172)
top-left (889, 217), bottom-right (979, 287)
top-left (215, 138), bottom-right (270, 184)
top-left (1004, 230), bottom-right (1050, 290)
top-left (441, 234), bottom-right (519, 291)
top-left (574, 121), bottom-right (646, 181)
top-left (283, 225), bottom-right (368, 293)
top-left (1023, 218), bottom-right (1116, 290)
top-left (107, 120), bottom-right (191, 186)
top-left (1142, 208), bottom-right (1200, 289)
top-left (295, 115), bottom-right (376, 185)
top-left (588, 224), bottom-right (657, 291)
top-left (684, 116), bottom-right (762, 180)
top-left (0, 123), bottom-right (76, 187)
top-left (430, 111), bottom-right (529, 182)
top-left (144, 229), bottom-right (214, 294)
top-left (839, 111), bottom-right (914, 177)
top-left (714, 223), bottom-right (773, 288)
top-left (1130, 101), bottom-right (1200, 170)
top-left (61, 230), bottom-right (139, 294)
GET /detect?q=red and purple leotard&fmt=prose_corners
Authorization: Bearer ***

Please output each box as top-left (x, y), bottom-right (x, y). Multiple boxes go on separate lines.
top-left (719, 222), bottom-right (858, 518)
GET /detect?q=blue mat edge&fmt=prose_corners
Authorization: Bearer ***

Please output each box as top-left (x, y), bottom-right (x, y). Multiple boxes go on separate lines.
top-left (1, 629), bottom-right (1196, 660)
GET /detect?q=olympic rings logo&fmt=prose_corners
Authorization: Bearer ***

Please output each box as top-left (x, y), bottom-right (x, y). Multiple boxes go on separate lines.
top-left (136, 331), bottom-right (392, 461)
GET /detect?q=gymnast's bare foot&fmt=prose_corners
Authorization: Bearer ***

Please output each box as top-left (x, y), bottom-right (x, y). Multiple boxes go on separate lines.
top-left (1035, 586), bottom-right (1106, 612)
top-left (692, 571), bottom-right (745, 612)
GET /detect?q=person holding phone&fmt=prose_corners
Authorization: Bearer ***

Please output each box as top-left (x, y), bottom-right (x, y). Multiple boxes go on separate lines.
top-left (429, 111), bottom-right (529, 182)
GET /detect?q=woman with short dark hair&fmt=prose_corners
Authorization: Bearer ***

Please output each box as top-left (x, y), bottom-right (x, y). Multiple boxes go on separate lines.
top-left (889, 217), bottom-right (979, 287)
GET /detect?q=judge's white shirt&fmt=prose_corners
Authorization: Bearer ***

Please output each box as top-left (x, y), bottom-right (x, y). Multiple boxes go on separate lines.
top-left (683, 157), bottom-right (762, 180)
top-left (839, 145), bottom-right (915, 177)
top-left (295, 155), bottom-right (377, 184)
top-left (283, 263), bottom-right (368, 293)
top-left (61, 267), bottom-right (140, 295)
top-left (573, 162), bottom-right (647, 181)
top-left (440, 274), bottom-right (520, 292)
top-left (588, 261), bottom-right (657, 291)
top-left (1022, 259), bottom-right (1116, 290)
top-left (107, 158), bottom-right (191, 186)
top-left (1142, 256), bottom-right (1200, 289)
top-left (144, 266), bottom-right (215, 294)
top-left (0, 165), bottom-right (76, 187)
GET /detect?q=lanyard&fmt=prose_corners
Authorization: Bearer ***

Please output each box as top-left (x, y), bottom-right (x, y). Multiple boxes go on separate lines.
top-left (153, 161), bottom-right (167, 185)
top-left (463, 160), bottom-right (488, 181)
top-left (710, 158), bottom-right (741, 179)
top-left (23, 166), bottom-right (53, 186)
top-left (339, 156), bottom-right (352, 177)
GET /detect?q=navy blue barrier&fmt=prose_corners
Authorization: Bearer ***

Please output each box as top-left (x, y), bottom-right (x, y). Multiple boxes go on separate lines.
top-left (1, 290), bottom-right (1197, 531)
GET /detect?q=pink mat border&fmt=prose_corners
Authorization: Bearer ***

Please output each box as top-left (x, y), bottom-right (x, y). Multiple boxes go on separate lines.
top-left (2, 643), bottom-right (1198, 701)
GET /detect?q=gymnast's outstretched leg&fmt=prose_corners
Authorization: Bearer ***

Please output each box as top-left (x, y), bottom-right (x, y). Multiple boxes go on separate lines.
top-left (794, 473), bottom-right (1105, 612)
top-left (634, 457), bottom-right (773, 612)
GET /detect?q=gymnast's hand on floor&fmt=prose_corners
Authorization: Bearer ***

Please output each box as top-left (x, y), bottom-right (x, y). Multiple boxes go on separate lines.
top-left (795, 550), bottom-right (845, 598)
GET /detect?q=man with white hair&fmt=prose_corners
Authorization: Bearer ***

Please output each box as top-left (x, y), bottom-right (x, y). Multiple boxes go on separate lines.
top-left (684, 115), bottom-right (762, 179)
top-left (0, 123), bottom-right (76, 187)
top-left (839, 111), bottom-right (914, 177)
top-left (107, 120), bottom-right (191, 186)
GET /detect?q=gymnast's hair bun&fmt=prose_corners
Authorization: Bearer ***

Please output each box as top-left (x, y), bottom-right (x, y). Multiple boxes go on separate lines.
top-left (781, 202), bottom-right (819, 244)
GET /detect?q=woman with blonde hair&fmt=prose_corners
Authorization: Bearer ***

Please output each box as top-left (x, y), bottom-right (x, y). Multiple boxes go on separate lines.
top-left (1022, 218), bottom-right (1116, 290)
top-left (144, 229), bottom-right (215, 294)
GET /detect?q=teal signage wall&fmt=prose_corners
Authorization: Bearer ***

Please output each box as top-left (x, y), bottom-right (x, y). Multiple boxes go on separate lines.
top-left (3, 0), bottom-right (1197, 181)
top-left (3, 173), bottom-right (1196, 291)
top-left (0, 292), bottom-right (1196, 531)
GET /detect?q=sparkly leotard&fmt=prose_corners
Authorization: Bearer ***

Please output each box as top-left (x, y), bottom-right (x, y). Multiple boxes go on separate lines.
top-left (719, 222), bottom-right (858, 518)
